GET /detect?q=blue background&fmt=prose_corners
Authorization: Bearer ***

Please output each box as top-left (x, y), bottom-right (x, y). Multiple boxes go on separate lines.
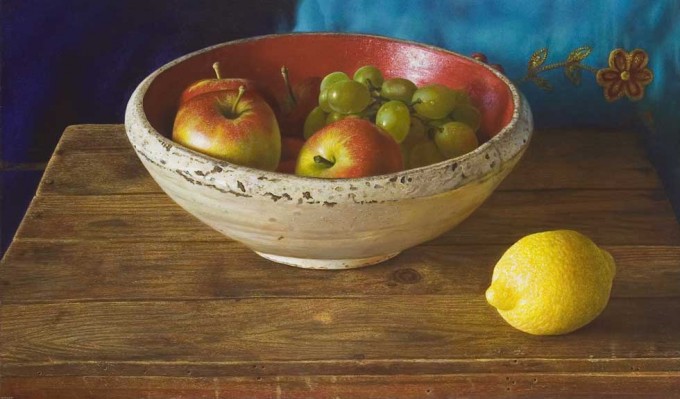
top-left (2, 0), bottom-right (679, 255)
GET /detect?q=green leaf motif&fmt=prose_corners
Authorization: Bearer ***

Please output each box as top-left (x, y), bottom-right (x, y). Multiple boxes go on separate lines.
top-left (564, 64), bottom-right (582, 86)
top-left (567, 46), bottom-right (593, 63)
top-left (528, 48), bottom-right (549, 70)
top-left (531, 76), bottom-right (553, 91)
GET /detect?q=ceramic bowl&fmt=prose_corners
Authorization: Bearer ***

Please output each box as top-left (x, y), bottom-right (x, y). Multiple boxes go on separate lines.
top-left (125, 33), bottom-right (533, 269)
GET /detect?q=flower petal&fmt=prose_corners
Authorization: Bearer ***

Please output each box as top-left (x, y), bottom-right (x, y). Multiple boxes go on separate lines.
top-left (596, 68), bottom-right (621, 84)
top-left (608, 48), bottom-right (629, 72)
top-left (624, 80), bottom-right (644, 101)
top-left (633, 68), bottom-right (654, 85)
top-left (629, 49), bottom-right (649, 71)
top-left (604, 80), bottom-right (625, 102)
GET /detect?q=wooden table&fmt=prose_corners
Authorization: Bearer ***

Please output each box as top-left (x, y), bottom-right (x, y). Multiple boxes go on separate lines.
top-left (2, 125), bottom-right (679, 398)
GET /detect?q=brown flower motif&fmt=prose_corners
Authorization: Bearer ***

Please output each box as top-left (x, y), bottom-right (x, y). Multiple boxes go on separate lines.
top-left (596, 48), bottom-right (654, 102)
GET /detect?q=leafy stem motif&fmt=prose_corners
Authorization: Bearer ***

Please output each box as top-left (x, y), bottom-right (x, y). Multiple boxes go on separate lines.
top-left (520, 46), bottom-right (598, 91)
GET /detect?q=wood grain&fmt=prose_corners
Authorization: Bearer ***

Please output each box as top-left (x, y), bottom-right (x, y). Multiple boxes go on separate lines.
top-left (38, 150), bottom-right (159, 195)
top-left (4, 374), bottom-right (680, 398)
top-left (57, 124), bottom-right (132, 151)
top-left (37, 126), bottom-right (662, 197)
top-left (1, 241), bottom-right (678, 303)
top-left (15, 189), bottom-right (680, 245)
top-left (2, 298), bottom-right (679, 370)
top-left (499, 128), bottom-right (661, 190)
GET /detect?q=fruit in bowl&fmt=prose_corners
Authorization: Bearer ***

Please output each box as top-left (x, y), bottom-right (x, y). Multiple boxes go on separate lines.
top-left (172, 86), bottom-right (281, 171)
top-left (178, 62), bottom-right (260, 104)
top-left (125, 33), bottom-right (532, 269)
top-left (275, 66), bottom-right (322, 138)
top-left (298, 63), bottom-right (485, 171)
top-left (295, 118), bottom-right (403, 178)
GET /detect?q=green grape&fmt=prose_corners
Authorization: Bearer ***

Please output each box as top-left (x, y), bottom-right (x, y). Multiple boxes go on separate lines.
top-left (412, 84), bottom-right (457, 120)
top-left (325, 111), bottom-right (345, 124)
top-left (381, 78), bottom-right (417, 104)
top-left (360, 101), bottom-right (381, 120)
top-left (405, 117), bottom-right (428, 144)
top-left (320, 71), bottom-right (350, 92)
top-left (400, 117), bottom-right (428, 162)
top-left (433, 121), bottom-right (479, 159)
top-left (450, 89), bottom-right (471, 106)
top-left (408, 140), bottom-right (445, 169)
top-left (428, 117), bottom-right (453, 129)
top-left (303, 106), bottom-right (328, 139)
top-left (375, 100), bottom-right (410, 143)
top-left (353, 65), bottom-right (384, 89)
top-left (425, 117), bottom-right (453, 140)
top-left (327, 80), bottom-right (372, 114)
top-left (451, 104), bottom-right (482, 132)
top-left (318, 89), bottom-right (332, 113)
top-left (325, 111), bottom-right (361, 125)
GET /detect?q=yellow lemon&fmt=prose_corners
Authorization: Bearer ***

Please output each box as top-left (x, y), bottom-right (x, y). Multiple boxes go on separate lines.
top-left (485, 230), bottom-right (616, 335)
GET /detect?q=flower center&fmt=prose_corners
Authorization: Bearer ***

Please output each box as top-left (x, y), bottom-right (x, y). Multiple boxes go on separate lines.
top-left (620, 71), bottom-right (631, 81)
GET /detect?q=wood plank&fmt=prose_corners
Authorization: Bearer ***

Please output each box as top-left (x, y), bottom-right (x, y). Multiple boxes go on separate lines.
top-left (58, 124), bottom-right (132, 151)
top-left (499, 128), bottom-right (661, 190)
top-left (14, 193), bottom-right (226, 243)
top-left (38, 150), bottom-right (159, 196)
top-left (14, 190), bottom-right (680, 246)
top-left (37, 126), bottom-right (662, 197)
top-left (2, 298), bottom-right (679, 372)
top-left (437, 188), bottom-right (680, 246)
top-left (1, 241), bottom-right (678, 303)
top-left (3, 374), bottom-right (680, 398)
top-left (5, 358), bottom-right (680, 379)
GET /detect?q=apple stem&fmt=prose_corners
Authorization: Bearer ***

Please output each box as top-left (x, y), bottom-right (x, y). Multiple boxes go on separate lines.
top-left (232, 85), bottom-right (246, 115)
top-left (212, 62), bottom-right (222, 79)
top-left (313, 155), bottom-right (334, 168)
top-left (280, 65), bottom-right (297, 106)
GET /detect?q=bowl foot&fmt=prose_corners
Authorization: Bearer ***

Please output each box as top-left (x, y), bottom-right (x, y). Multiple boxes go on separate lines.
top-left (255, 251), bottom-right (401, 270)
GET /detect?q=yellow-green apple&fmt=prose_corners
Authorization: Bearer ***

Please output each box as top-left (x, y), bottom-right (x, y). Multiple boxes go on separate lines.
top-left (172, 86), bottom-right (281, 171)
top-left (276, 136), bottom-right (305, 174)
top-left (275, 66), bottom-right (322, 138)
top-left (295, 118), bottom-right (403, 178)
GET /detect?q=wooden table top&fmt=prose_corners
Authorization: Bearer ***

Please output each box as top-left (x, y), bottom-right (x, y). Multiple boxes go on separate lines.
top-left (1, 125), bottom-right (679, 398)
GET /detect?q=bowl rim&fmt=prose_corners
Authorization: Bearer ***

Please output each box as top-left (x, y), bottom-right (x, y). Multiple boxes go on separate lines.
top-left (125, 32), bottom-right (533, 202)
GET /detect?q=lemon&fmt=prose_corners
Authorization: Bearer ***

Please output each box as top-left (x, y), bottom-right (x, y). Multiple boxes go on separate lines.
top-left (485, 230), bottom-right (616, 335)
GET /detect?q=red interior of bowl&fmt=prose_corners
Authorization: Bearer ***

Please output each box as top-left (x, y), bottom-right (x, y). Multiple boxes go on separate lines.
top-left (143, 34), bottom-right (514, 141)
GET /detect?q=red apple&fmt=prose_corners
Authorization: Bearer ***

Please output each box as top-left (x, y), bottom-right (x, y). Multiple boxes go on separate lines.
top-left (276, 137), bottom-right (305, 174)
top-left (295, 118), bottom-right (403, 178)
top-left (179, 62), bottom-right (277, 107)
top-left (276, 66), bottom-right (322, 138)
top-left (178, 62), bottom-right (256, 104)
top-left (173, 86), bottom-right (281, 171)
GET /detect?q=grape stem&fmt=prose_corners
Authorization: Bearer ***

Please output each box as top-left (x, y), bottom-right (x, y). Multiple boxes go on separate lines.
top-left (313, 155), bottom-right (334, 167)
top-left (365, 78), bottom-right (380, 91)
top-left (407, 98), bottom-right (423, 113)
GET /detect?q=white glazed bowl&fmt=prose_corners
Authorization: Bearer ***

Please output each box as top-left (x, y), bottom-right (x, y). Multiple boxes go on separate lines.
top-left (125, 33), bottom-right (533, 269)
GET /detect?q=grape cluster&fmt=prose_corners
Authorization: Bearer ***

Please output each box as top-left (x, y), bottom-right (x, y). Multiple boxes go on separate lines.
top-left (303, 65), bottom-right (482, 169)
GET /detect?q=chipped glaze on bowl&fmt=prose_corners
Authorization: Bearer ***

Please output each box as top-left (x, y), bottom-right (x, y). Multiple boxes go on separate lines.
top-left (125, 33), bottom-right (533, 269)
